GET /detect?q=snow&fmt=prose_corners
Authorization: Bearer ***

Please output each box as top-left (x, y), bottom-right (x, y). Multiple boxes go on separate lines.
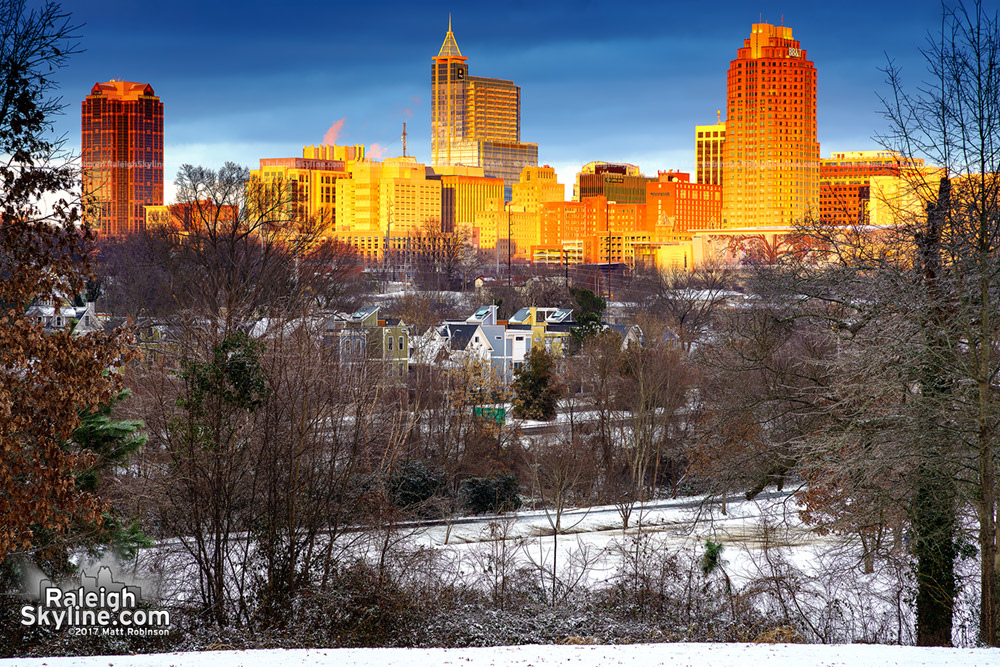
top-left (5, 643), bottom-right (998, 667)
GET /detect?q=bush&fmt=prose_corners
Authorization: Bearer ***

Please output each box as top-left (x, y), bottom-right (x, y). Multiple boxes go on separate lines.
top-left (460, 474), bottom-right (522, 514)
top-left (388, 461), bottom-right (447, 515)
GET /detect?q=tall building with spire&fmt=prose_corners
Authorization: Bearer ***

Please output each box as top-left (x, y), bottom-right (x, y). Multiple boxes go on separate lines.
top-left (431, 18), bottom-right (538, 201)
top-left (82, 80), bottom-right (163, 237)
top-left (721, 23), bottom-right (819, 228)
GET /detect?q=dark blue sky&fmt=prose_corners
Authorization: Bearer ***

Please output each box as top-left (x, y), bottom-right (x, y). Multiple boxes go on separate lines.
top-left (54, 0), bottom-right (949, 201)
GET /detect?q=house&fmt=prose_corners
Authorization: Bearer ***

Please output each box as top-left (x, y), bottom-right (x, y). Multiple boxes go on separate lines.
top-left (26, 300), bottom-right (103, 335)
top-left (325, 305), bottom-right (410, 379)
top-left (506, 306), bottom-right (574, 365)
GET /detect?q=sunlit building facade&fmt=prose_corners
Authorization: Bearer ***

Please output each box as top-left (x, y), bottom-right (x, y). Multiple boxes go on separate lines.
top-left (696, 119), bottom-right (725, 186)
top-left (144, 200), bottom-right (238, 238)
top-left (249, 150), bottom-right (352, 232)
top-left (82, 80), bottom-right (163, 237)
top-left (430, 18), bottom-right (538, 200)
top-left (646, 171), bottom-right (722, 234)
top-left (334, 157), bottom-right (443, 261)
top-left (575, 163), bottom-right (653, 205)
top-left (819, 150), bottom-right (925, 225)
top-left (721, 23), bottom-right (819, 228)
top-left (430, 165), bottom-right (505, 233)
top-left (474, 166), bottom-right (563, 253)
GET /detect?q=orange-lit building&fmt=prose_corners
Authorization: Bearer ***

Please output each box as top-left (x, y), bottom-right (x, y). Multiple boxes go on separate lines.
top-left (145, 200), bottom-right (238, 237)
top-left (573, 162), bottom-right (650, 203)
top-left (429, 165), bottom-right (504, 233)
top-left (819, 150), bottom-right (925, 225)
top-left (334, 156), bottom-right (443, 261)
top-left (474, 166), bottom-right (564, 253)
top-left (533, 196), bottom-right (648, 265)
top-left (249, 152), bottom-right (351, 231)
top-left (696, 116), bottom-right (725, 186)
top-left (82, 81), bottom-right (163, 237)
top-left (511, 166), bottom-right (565, 211)
top-left (646, 171), bottom-right (722, 234)
top-left (430, 18), bottom-right (538, 200)
top-left (721, 23), bottom-right (819, 228)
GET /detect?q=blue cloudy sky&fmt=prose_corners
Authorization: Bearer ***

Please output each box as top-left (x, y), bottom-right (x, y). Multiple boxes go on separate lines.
top-left (53, 0), bottom-right (950, 202)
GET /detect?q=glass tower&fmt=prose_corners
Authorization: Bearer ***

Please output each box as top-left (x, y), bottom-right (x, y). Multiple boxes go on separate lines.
top-left (82, 81), bottom-right (163, 237)
top-left (430, 19), bottom-right (537, 201)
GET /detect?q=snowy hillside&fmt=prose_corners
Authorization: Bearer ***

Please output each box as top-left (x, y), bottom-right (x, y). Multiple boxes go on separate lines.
top-left (5, 643), bottom-right (998, 667)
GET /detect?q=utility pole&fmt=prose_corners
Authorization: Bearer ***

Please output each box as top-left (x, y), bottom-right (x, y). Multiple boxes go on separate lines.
top-left (507, 207), bottom-right (512, 288)
top-left (605, 197), bottom-right (611, 301)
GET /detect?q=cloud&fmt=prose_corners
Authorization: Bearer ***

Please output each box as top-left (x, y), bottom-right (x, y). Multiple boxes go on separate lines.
top-left (401, 96), bottom-right (422, 118)
top-left (368, 142), bottom-right (388, 159)
top-left (323, 117), bottom-right (346, 145)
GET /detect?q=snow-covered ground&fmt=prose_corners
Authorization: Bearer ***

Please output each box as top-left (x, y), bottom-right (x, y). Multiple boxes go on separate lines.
top-left (5, 643), bottom-right (998, 667)
top-left (400, 489), bottom-right (834, 590)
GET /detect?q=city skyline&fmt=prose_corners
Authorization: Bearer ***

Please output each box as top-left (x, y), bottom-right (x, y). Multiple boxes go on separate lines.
top-left (55, 0), bottom-right (946, 203)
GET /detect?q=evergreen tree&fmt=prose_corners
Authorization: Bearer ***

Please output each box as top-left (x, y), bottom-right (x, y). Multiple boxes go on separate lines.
top-left (512, 346), bottom-right (560, 421)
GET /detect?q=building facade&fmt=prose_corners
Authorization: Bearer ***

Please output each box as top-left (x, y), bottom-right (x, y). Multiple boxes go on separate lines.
top-left (334, 156), bottom-right (443, 261)
top-left (249, 154), bottom-right (351, 232)
top-left (82, 80), bottom-right (163, 237)
top-left (721, 23), bottom-right (819, 228)
top-left (646, 171), bottom-right (722, 234)
top-left (819, 150), bottom-right (925, 225)
top-left (575, 163), bottom-right (652, 205)
top-left (695, 118), bottom-right (725, 186)
top-left (430, 19), bottom-right (538, 200)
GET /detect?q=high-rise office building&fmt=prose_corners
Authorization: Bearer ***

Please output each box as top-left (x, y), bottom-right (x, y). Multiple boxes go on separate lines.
top-left (574, 162), bottom-right (652, 205)
top-left (721, 23), bottom-right (819, 228)
top-left (82, 80), bottom-right (163, 237)
top-left (431, 18), bottom-right (538, 201)
top-left (695, 116), bottom-right (725, 186)
top-left (646, 171), bottom-right (722, 234)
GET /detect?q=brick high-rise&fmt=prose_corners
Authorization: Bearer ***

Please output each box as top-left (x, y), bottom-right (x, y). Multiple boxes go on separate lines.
top-left (721, 23), bottom-right (818, 228)
top-left (82, 81), bottom-right (163, 237)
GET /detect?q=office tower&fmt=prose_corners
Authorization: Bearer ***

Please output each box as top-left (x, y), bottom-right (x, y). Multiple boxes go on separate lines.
top-left (428, 165), bottom-right (504, 233)
top-left (249, 147), bottom-right (356, 231)
top-left (646, 171), bottom-right (722, 234)
top-left (574, 162), bottom-right (652, 205)
top-left (721, 23), bottom-right (819, 228)
top-left (334, 157), bottom-right (443, 261)
top-left (82, 81), bottom-right (163, 237)
top-left (474, 166), bottom-right (562, 254)
top-left (696, 116), bottom-right (725, 186)
top-left (819, 150), bottom-right (924, 225)
top-left (431, 18), bottom-right (538, 200)
top-left (511, 166), bottom-right (565, 212)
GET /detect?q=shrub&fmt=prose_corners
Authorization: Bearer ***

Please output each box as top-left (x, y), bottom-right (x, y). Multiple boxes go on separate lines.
top-left (460, 474), bottom-right (522, 514)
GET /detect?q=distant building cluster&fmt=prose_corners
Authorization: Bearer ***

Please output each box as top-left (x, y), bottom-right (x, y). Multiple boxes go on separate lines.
top-left (81, 20), bottom-right (936, 271)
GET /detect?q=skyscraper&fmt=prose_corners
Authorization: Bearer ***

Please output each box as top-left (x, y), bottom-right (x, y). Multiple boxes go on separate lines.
top-left (721, 23), bottom-right (818, 228)
top-left (431, 18), bottom-right (538, 201)
top-left (82, 81), bottom-right (163, 237)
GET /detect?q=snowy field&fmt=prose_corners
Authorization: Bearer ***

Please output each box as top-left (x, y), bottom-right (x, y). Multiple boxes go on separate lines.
top-left (5, 643), bottom-right (999, 667)
top-left (397, 489), bottom-right (842, 589)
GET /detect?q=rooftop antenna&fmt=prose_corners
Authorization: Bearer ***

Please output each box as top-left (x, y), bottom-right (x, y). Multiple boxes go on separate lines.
top-left (401, 121), bottom-right (407, 157)
top-left (717, 109), bottom-right (721, 123)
